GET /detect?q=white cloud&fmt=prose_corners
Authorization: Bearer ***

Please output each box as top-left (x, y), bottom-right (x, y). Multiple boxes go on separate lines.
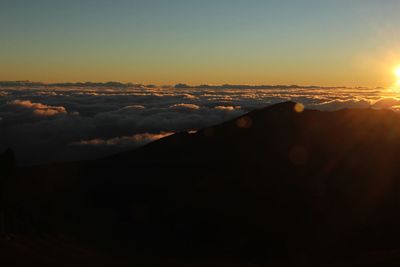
top-left (72, 132), bottom-right (173, 147)
top-left (169, 103), bottom-right (200, 110)
top-left (214, 106), bottom-right (241, 111)
top-left (8, 100), bottom-right (67, 116)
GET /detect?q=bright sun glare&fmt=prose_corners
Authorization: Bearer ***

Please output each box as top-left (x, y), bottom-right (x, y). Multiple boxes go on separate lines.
top-left (393, 66), bottom-right (400, 86)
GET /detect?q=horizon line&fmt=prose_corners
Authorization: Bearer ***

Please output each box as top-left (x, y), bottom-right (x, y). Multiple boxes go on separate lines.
top-left (0, 80), bottom-right (383, 89)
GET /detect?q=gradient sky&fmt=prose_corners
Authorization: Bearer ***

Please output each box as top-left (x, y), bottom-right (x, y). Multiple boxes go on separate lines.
top-left (2, 0), bottom-right (400, 86)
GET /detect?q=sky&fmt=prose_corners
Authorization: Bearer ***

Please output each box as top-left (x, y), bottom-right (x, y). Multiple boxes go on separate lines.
top-left (2, 0), bottom-right (400, 86)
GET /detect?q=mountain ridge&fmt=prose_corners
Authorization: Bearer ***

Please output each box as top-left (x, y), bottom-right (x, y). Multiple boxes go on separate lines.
top-left (4, 101), bottom-right (400, 265)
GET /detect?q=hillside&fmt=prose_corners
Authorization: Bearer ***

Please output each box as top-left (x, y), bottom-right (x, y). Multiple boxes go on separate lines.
top-left (3, 101), bottom-right (400, 266)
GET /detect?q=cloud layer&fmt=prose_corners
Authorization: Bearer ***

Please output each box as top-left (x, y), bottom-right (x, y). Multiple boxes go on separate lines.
top-left (0, 83), bottom-right (399, 165)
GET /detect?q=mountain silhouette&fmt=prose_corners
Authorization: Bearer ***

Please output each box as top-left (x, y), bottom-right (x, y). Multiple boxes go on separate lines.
top-left (6, 101), bottom-right (400, 266)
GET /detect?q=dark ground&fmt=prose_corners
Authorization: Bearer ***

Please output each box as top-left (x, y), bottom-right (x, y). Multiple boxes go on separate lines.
top-left (3, 102), bottom-right (400, 266)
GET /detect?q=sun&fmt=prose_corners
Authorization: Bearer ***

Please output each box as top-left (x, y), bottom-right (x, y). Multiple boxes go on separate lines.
top-left (393, 66), bottom-right (400, 86)
top-left (395, 66), bottom-right (400, 79)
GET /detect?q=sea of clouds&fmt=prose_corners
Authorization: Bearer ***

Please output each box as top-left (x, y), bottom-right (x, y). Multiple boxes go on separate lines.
top-left (1, 82), bottom-right (400, 165)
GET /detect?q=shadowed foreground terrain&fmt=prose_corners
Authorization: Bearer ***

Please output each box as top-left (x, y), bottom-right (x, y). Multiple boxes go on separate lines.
top-left (3, 102), bottom-right (400, 266)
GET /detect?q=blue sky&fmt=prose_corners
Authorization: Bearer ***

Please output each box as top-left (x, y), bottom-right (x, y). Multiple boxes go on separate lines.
top-left (2, 0), bottom-right (400, 86)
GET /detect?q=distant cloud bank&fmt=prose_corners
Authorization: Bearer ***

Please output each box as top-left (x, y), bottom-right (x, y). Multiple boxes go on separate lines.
top-left (0, 82), bottom-right (398, 165)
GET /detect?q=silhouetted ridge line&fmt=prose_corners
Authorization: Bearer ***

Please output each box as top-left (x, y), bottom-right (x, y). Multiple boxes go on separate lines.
top-left (8, 102), bottom-right (400, 265)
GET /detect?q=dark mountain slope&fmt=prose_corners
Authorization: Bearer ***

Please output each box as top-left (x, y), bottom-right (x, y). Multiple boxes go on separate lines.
top-left (6, 101), bottom-right (400, 265)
